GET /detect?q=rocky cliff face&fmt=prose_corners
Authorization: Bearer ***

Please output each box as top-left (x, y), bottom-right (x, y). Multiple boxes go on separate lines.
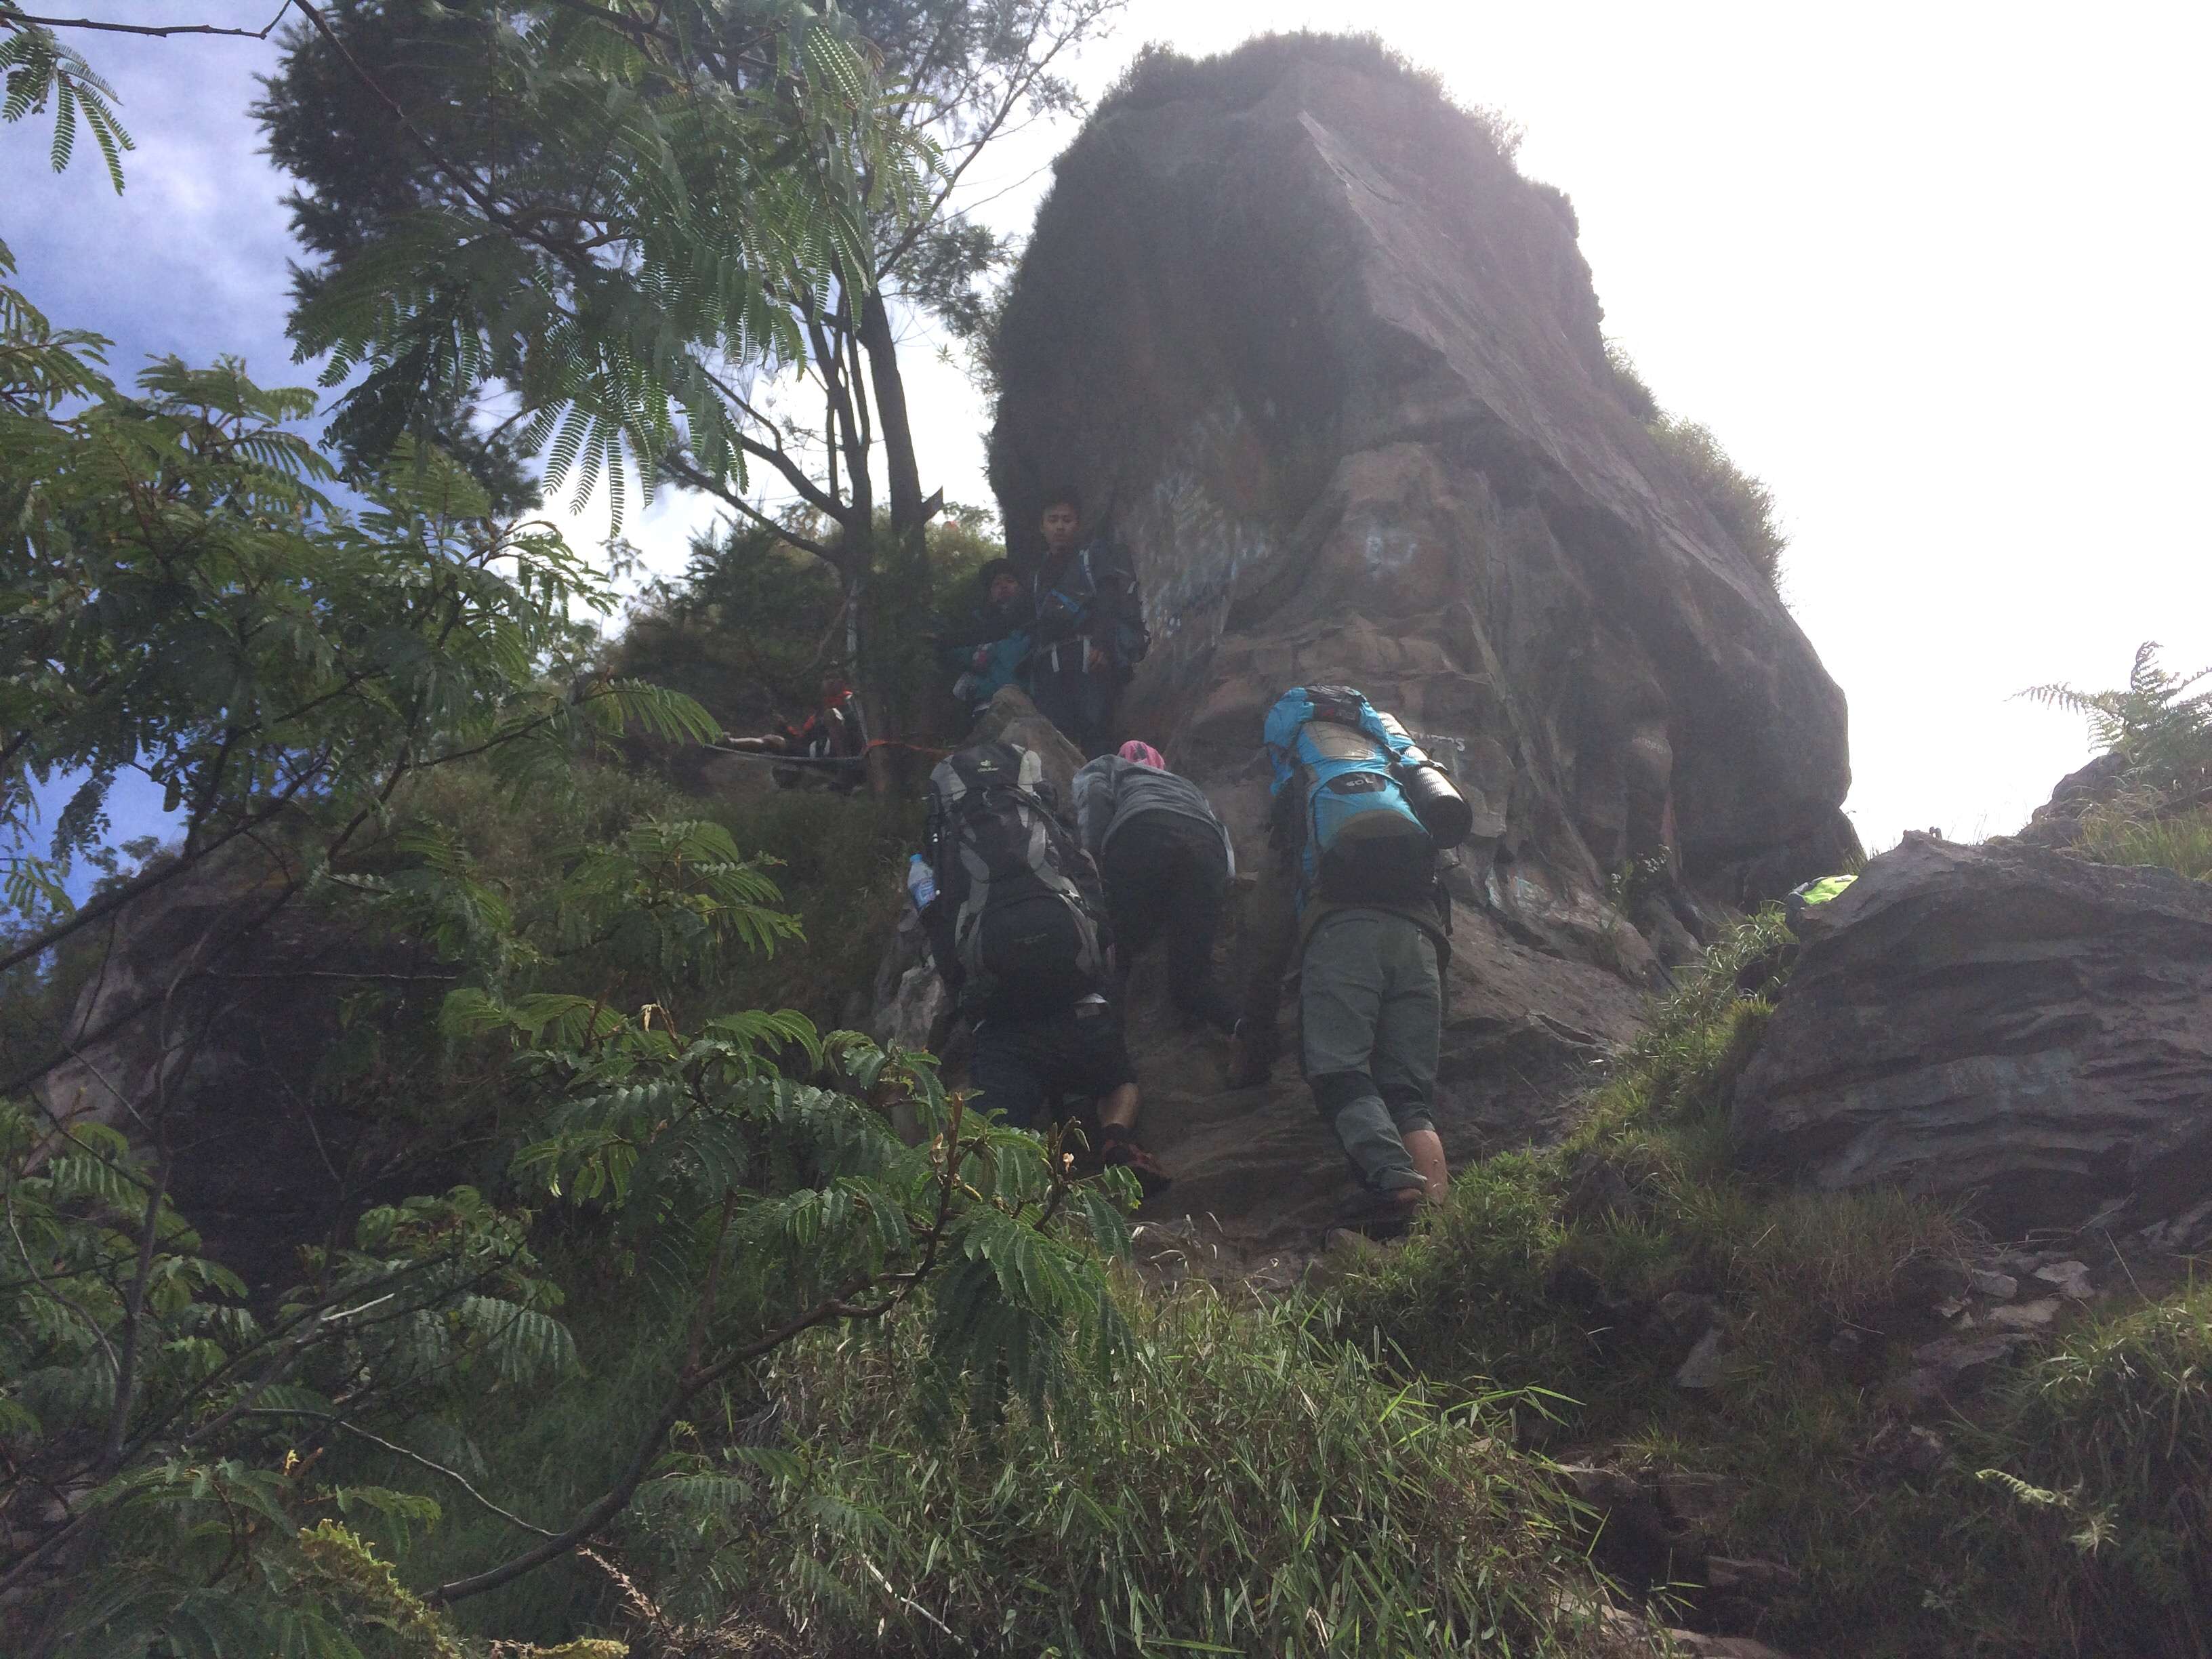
top-left (979, 39), bottom-right (1858, 1227)
top-left (989, 38), bottom-right (1855, 924)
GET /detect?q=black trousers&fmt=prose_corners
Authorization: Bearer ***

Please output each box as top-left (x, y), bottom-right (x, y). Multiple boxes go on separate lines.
top-left (1100, 815), bottom-right (1237, 1033)
top-left (1027, 658), bottom-right (1117, 756)
top-left (968, 999), bottom-right (1134, 1131)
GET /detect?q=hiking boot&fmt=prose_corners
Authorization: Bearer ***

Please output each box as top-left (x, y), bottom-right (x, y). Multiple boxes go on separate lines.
top-left (1329, 1184), bottom-right (1423, 1242)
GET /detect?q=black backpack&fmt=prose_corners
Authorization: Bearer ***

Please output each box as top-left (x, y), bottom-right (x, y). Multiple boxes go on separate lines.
top-left (924, 743), bottom-right (1106, 1018)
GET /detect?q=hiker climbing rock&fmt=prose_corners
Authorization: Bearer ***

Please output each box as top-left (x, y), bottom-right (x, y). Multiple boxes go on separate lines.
top-left (1784, 871), bottom-right (1857, 930)
top-left (938, 558), bottom-right (1032, 719)
top-left (721, 674), bottom-right (864, 790)
top-left (1071, 739), bottom-right (1239, 1035)
top-left (920, 740), bottom-right (1170, 1190)
top-left (1231, 686), bottom-right (1473, 1232)
top-left (1019, 485), bottom-right (1147, 756)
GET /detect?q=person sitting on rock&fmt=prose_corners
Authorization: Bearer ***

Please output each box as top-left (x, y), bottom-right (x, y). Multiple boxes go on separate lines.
top-left (1230, 685), bottom-right (1465, 1234)
top-left (938, 558), bottom-right (1033, 718)
top-left (722, 674), bottom-right (864, 790)
top-left (1071, 739), bottom-right (1239, 1035)
top-left (1019, 485), bottom-right (1147, 757)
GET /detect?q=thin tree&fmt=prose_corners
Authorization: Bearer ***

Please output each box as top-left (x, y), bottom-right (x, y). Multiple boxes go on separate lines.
top-left (256, 0), bottom-right (1124, 779)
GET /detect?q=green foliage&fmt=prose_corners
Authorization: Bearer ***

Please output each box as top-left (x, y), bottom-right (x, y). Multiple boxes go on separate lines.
top-left (622, 1289), bottom-right (1614, 1656)
top-left (0, 1101), bottom-right (572, 1656)
top-left (2073, 802), bottom-right (2212, 882)
top-left (1326, 906), bottom-right (2212, 1656)
top-left (1601, 342), bottom-right (1786, 588)
top-left (270, 0), bottom-right (930, 529)
top-left (1970, 1285), bottom-right (2212, 1654)
top-left (2021, 642), bottom-right (2212, 884)
top-left (1644, 414), bottom-right (1785, 586)
top-left (2022, 640), bottom-right (2212, 798)
top-left (475, 991), bottom-right (1136, 1412)
top-left (609, 504), bottom-right (1002, 747)
top-left (0, 257), bottom-right (715, 940)
top-left (0, 3), bottom-right (133, 191)
top-left (701, 788), bottom-right (918, 1027)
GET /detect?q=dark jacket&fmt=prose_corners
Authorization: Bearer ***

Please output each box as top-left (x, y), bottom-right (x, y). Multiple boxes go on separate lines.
top-left (1237, 783), bottom-right (1450, 1057)
top-left (1024, 541), bottom-right (1147, 682)
top-left (1071, 754), bottom-right (1233, 875)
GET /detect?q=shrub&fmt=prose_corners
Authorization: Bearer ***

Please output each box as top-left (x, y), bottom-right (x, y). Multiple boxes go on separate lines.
top-left (1969, 1285), bottom-right (2212, 1655)
top-left (2074, 799), bottom-right (2212, 882)
top-left (2022, 642), bottom-right (2212, 882)
top-left (701, 787), bottom-right (920, 1029)
top-left (1645, 416), bottom-right (1786, 588)
top-left (2020, 640), bottom-right (2212, 797)
top-left (609, 508), bottom-right (1004, 754)
top-left (1602, 343), bottom-right (1786, 589)
top-left (1328, 912), bottom-right (1998, 1651)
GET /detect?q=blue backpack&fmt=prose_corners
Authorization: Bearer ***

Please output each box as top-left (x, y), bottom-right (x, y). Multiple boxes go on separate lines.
top-left (1264, 686), bottom-right (1438, 914)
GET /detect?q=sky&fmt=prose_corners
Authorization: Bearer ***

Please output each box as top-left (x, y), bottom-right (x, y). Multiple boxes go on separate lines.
top-left (5, 0), bottom-right (2209, 876)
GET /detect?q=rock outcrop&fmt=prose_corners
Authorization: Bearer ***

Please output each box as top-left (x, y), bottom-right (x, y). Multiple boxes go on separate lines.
top-left (977, 37), bottom-right (1857, 1237)
top-left (1732, 834), bottom-right (2212, 1246)
top-left (30, 843), bottom-right (451, 1284)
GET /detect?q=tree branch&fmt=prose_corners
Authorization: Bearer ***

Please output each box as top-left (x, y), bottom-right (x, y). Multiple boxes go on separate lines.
top-left (432, 1272), bottom-right (908, 1605)
top-left (235, 1408), bottom-right (558, 1539)
top-left (657, 455), bottom-right (842, 567)
top-left (4, 3), bottom-right (293, 41)
top-left (0, 766), bottom-right (323, 979)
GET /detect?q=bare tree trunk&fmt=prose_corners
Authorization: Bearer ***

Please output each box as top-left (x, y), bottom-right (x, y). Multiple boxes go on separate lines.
top-left (858, 291), bottom-right (926, 539)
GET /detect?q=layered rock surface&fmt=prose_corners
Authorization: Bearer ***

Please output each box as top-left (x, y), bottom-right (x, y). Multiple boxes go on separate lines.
top-left (980, 38), bottom-right (1858, 1239)
top-left (1732, 834), bottom-right (2212, 1246)
top-left (30, 843), bottom-right (450, 1284)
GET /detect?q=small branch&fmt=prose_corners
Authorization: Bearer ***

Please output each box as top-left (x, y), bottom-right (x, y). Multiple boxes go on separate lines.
top-left (5, 3), bottom-right (293, 40)
top-left (98, 1150), bottom-right (173, 1473)
top-left (235, 1408), bottom-right (558, 1539)
top-left (658, 455), bottom-right (844, 566)
top-left (432, 1274), bottom-right (902, 1605)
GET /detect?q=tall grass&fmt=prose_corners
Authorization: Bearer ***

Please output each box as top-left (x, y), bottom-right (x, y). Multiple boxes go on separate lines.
top-left (1970, 1284), bottom-right (2212, 1655)
top-left (2074, 800), bottom-right (2212, 882)
top-left (618, 1288), bottom-right (1620, 1657)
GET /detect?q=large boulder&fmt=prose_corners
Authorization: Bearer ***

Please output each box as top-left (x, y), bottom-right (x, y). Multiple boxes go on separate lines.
top-left (30, 843), bottom-right (451, 1285)
top-left (973, 37), bottom-right (1857, 1229)
top-left (989, 36), bottom-right (1855, 918)
top-left (1732, 834), bottom-right (2212, 1246)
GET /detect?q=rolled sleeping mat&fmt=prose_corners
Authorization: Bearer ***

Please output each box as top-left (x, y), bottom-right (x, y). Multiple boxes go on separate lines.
top-left (1395, 751), bottom-right (1474, 848)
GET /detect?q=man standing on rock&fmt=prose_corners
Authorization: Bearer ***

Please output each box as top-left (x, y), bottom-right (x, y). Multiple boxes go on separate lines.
top-left (1072, 739), bottom-right (1240, 1035)
top-left (1230, 686), bottom-right (1466, 1230)
top-left (1019, 485), bottom-right (1147, 756)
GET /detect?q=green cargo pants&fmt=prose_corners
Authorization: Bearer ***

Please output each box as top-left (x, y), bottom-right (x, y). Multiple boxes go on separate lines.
top-left (1298, 908), bottom-right (1441, 1193)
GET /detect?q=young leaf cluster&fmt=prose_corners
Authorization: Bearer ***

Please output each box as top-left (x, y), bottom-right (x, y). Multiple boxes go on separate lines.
top-left (0, 2), bottom-right (133, 191)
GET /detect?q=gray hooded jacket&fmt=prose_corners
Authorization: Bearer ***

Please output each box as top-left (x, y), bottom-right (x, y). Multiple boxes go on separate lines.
top-left (1071, 754), bottom-right (1234, 875)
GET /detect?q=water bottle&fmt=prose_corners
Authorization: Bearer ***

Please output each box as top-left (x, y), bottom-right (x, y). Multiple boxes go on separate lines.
top-left (906, 853), bottom-right (937, 914)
